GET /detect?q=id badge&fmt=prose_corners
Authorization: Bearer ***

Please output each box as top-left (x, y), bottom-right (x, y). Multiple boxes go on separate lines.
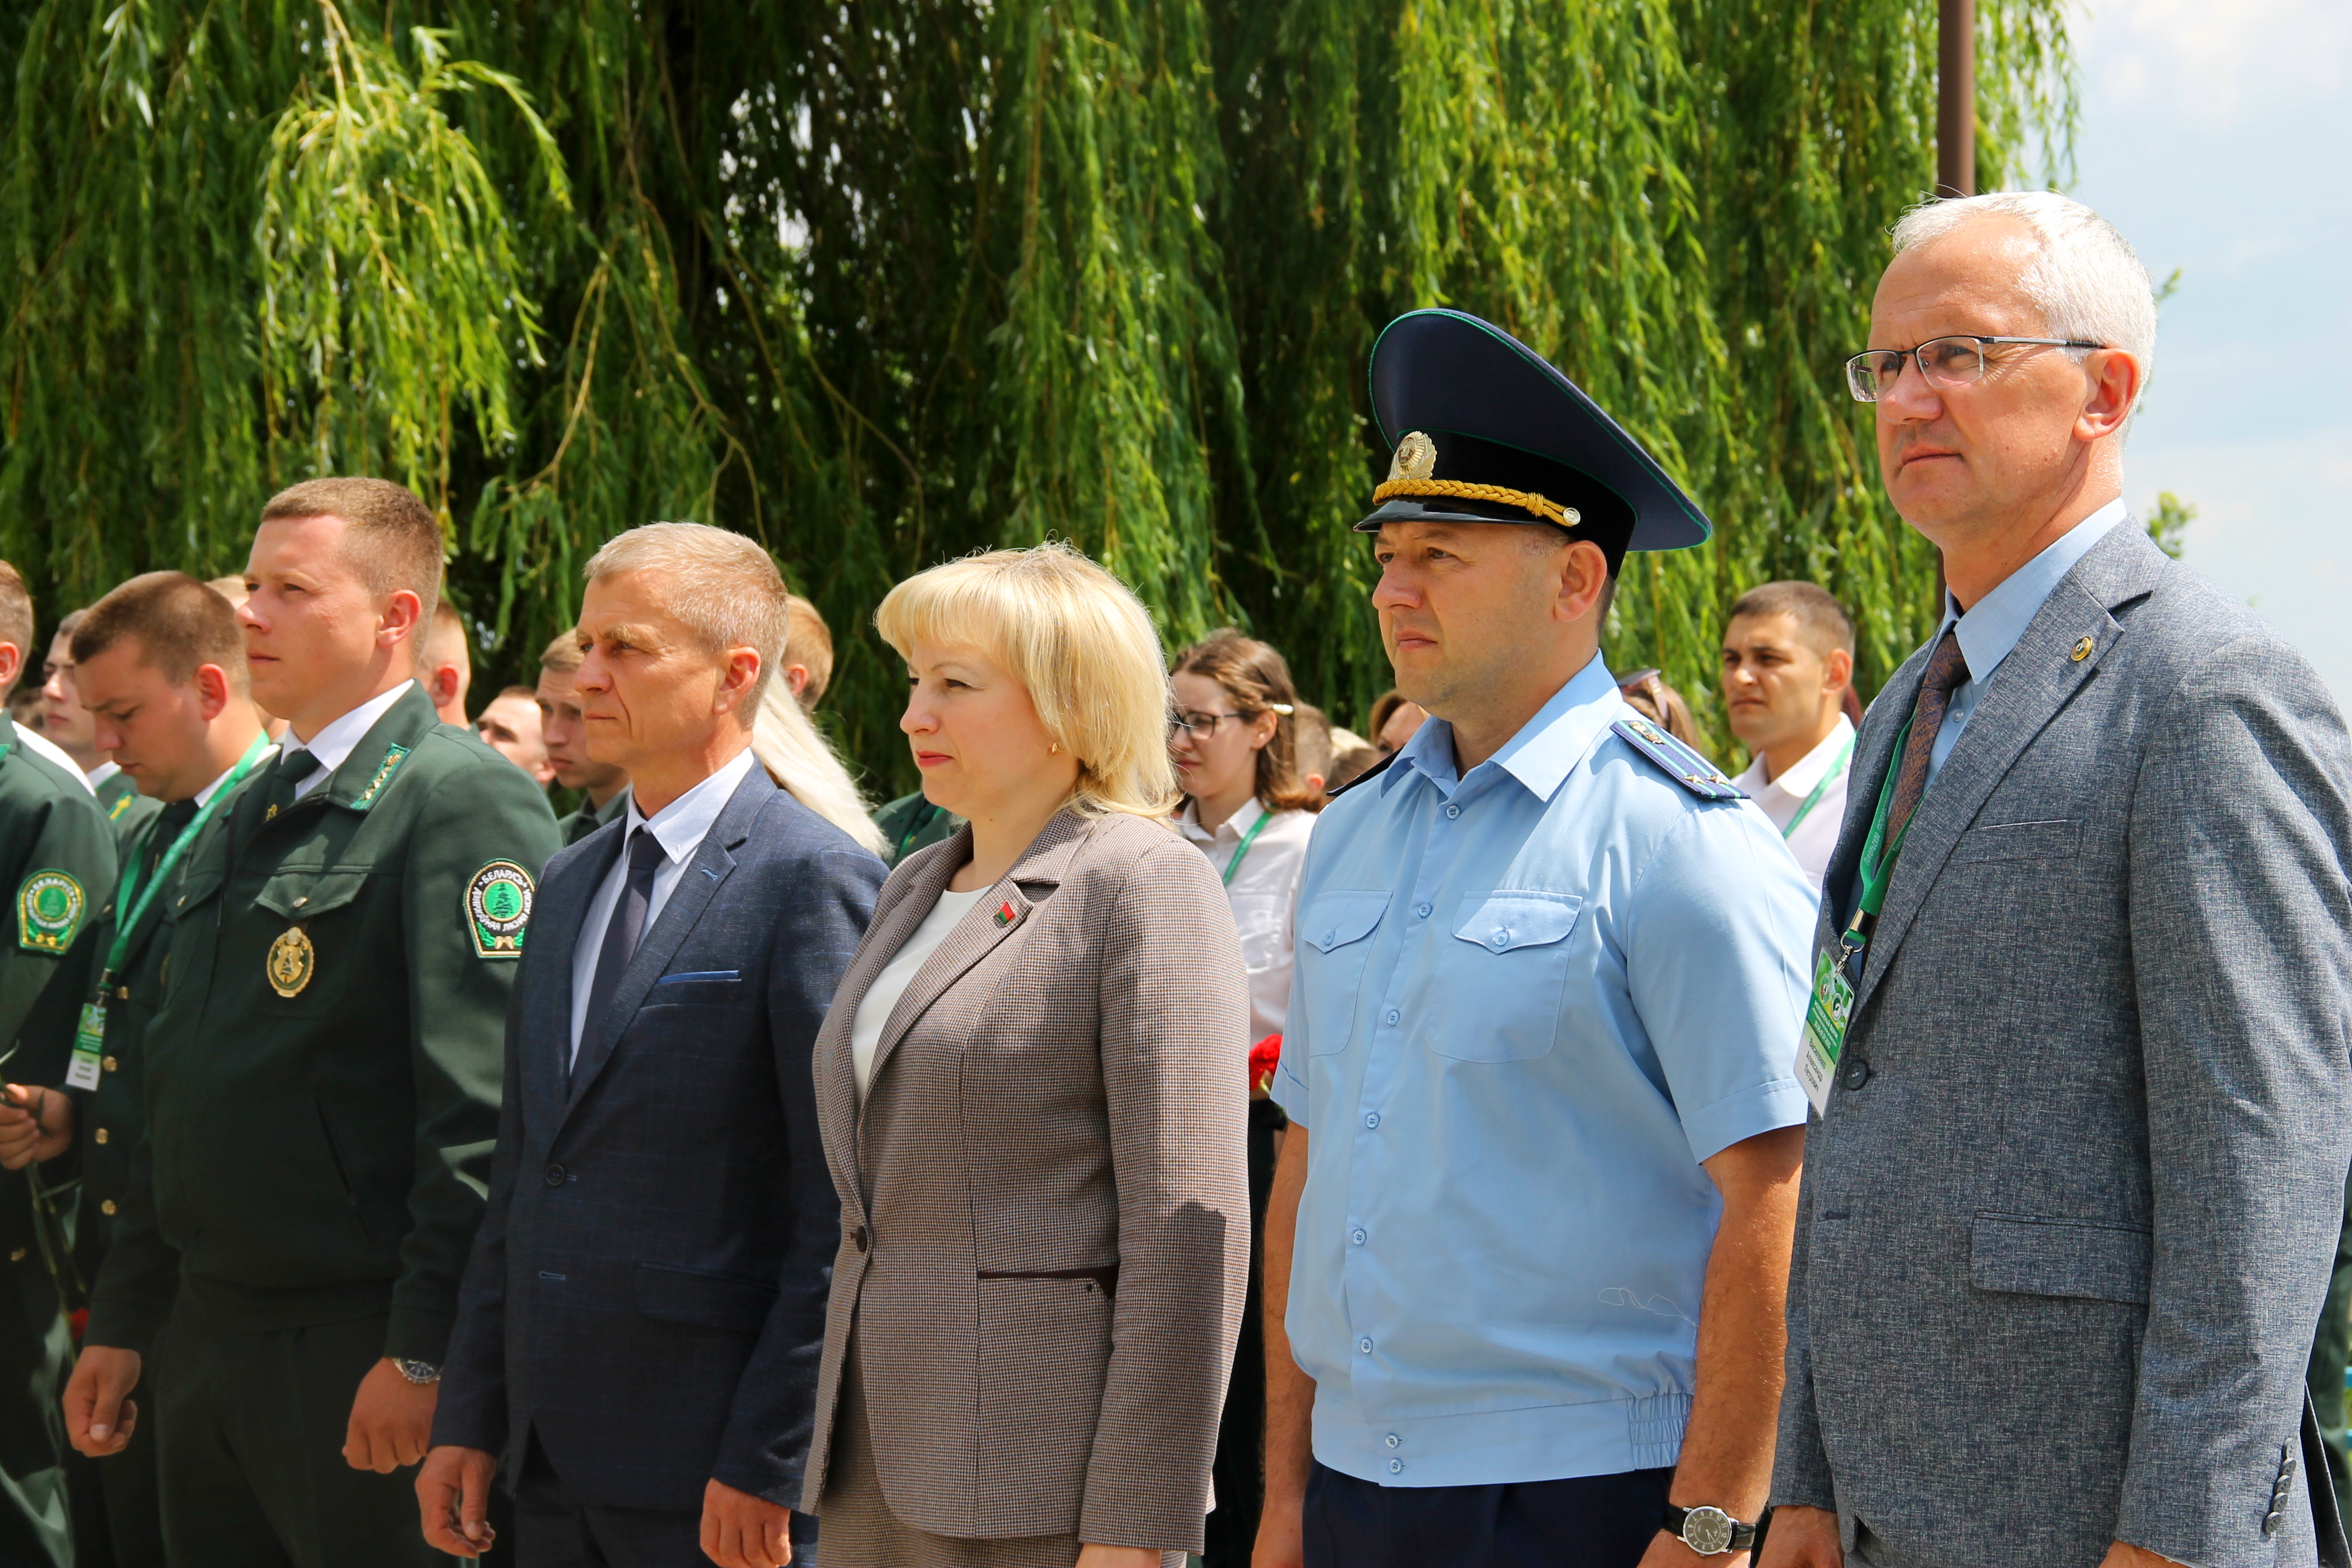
top-left (66, 1001), bottom-right (105, 1091)
top-left (1796, 947), bottom-right (1852, 1115)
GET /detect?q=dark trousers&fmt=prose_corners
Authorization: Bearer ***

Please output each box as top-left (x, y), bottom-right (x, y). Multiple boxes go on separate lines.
top-left (515, 1430), bottom-right (818, 1568)
top-left (63, 1380), bottom-right (164, 1568)
top-left (2309, 1166), bottom-right (2352, 1520)
top-left (1202, 1099), bottom-right (1286, 1567)
top-left (1302, 1460), bottom-right (1674, 1568)
top-left (0, 1262), bottom-right (72, 1568)
top-left (154, 1306), bottom-right (447, 1568)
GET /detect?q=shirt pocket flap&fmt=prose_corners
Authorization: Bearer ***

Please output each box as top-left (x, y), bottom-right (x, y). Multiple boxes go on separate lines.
top-left (633, 1262), bottom-right (778, 1333)
top-left (1450, 891), bottom-right (1583, 953)
top-left (1950, 819), bottom-right (2082, 864)
top-left (253, 870), bottom-right (370, 921)
top-left (1303, 892), bottom-right (1390, 954)
top-left (1969, 1212), bottom-right (2150, 1305)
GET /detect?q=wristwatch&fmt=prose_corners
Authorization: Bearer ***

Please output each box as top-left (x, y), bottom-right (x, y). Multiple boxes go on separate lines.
top-left (1663, 1503), bottom-right (1756, 1556)
top-left (393, 1358), bottom-right (442, 1386)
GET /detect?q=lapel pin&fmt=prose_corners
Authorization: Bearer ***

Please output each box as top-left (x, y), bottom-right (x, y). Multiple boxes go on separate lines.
top-left (2070, 636), bottom-right (2094, 662)
top-left (993, 900), bottom-right (1017, 928)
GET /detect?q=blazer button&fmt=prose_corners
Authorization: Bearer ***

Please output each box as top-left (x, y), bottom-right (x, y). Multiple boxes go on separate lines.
top-left (1842, 1059), bottom-right (1872, 1091)
top-left (853, 1224), bottom-right (870, 1253)
top-left (544, 1163), bottom-right (567, 1186)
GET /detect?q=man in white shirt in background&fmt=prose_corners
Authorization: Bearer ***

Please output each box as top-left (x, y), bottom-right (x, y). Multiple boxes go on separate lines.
top-left (1721, 581), bottom-right (1857, 890)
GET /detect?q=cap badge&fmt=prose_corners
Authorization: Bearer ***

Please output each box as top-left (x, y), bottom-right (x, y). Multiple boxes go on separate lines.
top-left (1388, 431), bottom-right (1438, 483)
top-left (267, 925), bottom-right (315, 998)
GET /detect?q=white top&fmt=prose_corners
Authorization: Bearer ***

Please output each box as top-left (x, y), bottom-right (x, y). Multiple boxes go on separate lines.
top-left (1175, 798), bottom-right (1317, 1042)
top-left (13, 722), bottom-right (97, 794)
top-left (568, 746), bottom-right (759, 1062)
top-left (850, 885), bottom-right (988, 1101)
top-left (1733, 714), bottom-right (1854, 892)
top-left (280, 680), bottom-right (415, 800)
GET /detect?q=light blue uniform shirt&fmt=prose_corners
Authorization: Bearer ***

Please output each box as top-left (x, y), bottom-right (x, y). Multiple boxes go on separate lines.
top-left (1271, 655), bottom-right (1816, 1488)
top-left (1926, 497), bottom-right (2128, 785)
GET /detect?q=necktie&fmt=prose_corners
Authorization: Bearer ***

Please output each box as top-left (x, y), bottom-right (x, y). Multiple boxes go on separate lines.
top-left (1883, 628), bottom-right (1973, 848)
top-left (584, 827), bottom-right (668, 1049)
top-left (148, 800), bottom-right (199, 872)
top-left (270, 748), bottom-right (322, 812)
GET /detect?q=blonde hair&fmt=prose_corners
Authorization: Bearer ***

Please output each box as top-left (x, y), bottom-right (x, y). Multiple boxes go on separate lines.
top-left (586, 522), bottom-right (884, 854)
top-left (873, 541), bottom-right (1178, 819)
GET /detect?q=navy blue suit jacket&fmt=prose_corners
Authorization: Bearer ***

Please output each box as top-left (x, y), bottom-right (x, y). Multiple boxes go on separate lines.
top-left (434, 764), bottom-right (884, 1511)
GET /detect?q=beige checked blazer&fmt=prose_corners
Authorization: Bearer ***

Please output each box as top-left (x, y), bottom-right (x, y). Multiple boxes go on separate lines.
top-left (799, 808), bottom-right (1251, 1551)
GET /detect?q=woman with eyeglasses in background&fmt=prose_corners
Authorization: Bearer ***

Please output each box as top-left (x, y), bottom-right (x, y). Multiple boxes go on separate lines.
top-left (1165, 629), bottom-right (1321, 1568)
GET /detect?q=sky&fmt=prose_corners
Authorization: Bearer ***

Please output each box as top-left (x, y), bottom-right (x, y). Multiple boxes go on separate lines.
top-left (2063, 0), bottom-right (2352, 697)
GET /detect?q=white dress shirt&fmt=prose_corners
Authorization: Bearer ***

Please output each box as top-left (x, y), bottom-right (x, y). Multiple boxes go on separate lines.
top-left (848, 885), bottom-right (988, 1101)
top-left (14, 722), bottom-right (97, 794)
top-left (1733, 715), bottom-right (1854, 892)
top-left (87, 760), bottom-right (121, 791)
top-left (567, 746), bottom-right (759, 1063)
top-left (1175, 797), bottom-right (1316, 1042)
top-left (279, 680), bottom-right (416, 800)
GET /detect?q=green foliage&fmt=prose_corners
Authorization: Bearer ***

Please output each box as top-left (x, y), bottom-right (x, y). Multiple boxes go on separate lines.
top-left (0, 0), bottom-right (2075, 788)
top-left (2147, 491), bottom-right (2195, 560)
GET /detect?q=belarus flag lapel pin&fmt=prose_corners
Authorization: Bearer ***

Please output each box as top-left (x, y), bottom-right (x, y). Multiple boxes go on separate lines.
top-left (992, 900), bottom-right (1019, 929)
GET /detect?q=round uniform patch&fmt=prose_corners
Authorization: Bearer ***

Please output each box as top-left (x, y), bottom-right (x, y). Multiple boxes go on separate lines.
top-left (466, 861), bottom-right (535, 958)
top-left (267, 926), bottom-right (315, 998)
top-left (17, 870), bottom-right (86, 954)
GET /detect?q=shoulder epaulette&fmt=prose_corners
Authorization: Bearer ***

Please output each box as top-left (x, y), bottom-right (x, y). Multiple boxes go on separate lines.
top-left (1610, 716), bottom-right (1744, 801)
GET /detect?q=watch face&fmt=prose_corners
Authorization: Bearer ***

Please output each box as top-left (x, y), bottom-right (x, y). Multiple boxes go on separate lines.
top-left (1683, 1506), bottom-right (1736, 1555)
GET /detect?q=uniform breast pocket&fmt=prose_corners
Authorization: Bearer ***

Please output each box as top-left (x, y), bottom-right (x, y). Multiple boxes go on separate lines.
top-left (1425, 891), bottom-right (1583, 1063)
top-left (251, 870), bottom-right (372, 1017)
top-left (1297, 892), bottom-right (1390, 1055)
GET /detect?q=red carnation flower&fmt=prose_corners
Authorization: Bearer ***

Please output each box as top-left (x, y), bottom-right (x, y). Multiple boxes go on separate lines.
top-left (1248, 1034), bottom-right (1283, 1097)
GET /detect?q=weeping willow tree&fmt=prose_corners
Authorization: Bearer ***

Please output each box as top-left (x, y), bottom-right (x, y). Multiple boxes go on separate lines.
top-left (1, 0), bottom-right (2072, 788)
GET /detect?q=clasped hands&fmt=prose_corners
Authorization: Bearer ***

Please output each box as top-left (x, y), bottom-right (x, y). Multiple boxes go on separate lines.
top-left (0, 1082), bottom-right (73, 1169)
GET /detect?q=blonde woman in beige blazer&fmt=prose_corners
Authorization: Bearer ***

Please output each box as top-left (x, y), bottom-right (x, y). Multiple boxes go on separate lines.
top-left (800, 543), bottom-right (1250, 1568)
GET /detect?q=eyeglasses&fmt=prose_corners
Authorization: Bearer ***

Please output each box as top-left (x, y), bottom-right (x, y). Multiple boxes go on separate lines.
top-left (1169, 710), bottom-right (1246, 740)
top-left (1843, 335), bottom-right (2104, 402)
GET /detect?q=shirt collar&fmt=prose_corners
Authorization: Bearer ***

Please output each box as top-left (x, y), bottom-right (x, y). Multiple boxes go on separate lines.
top-left (626, 745), bottom-right (758, 863)
top-left (13, 721), bottom-right (99, 793)
top-left (195, 744), bottom-right (277, 808)
top-left (87, 760), bottom-right (119, 788)
top-left (1385, 653), bottom-right (1621, 803)
top-left (284, 680), bottom-right (415, 781)
top-left (1178, 796), bottom-right (1266, 845)
top-left (1749, 714), bottom-right (1854, 797)
top-left (1943, 497), bottom-right (2128, 685)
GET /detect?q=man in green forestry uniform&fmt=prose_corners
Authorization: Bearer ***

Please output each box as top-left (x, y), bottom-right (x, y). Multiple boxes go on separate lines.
top-left (535, 630), bottom-right (629, 844)
top-left (62, 479), bottom-right (560, 1568)
top-left (40, 612), bottom-right (164, 851)
top-left (0, 571), bottom-right (275, 1567)
top-left (873, 788), bottom-right (962, 865)
top-left (0, 560), bottom-right (118, 1567)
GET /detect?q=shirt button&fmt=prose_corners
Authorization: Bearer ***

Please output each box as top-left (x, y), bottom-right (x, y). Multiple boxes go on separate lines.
top-left (1351, 1228), bottom-right (1367, 1245)
top-left (1490, 930), bottom-right (1509, 948)
top-left (99, 1201), bottom-right (116, 1217)
top-left (1445, 805), bottom-right (1460, 819)
top-left (1389, 1458), bottom-right (1405, 1474)
top-left (1385, 1434), bottom-right (1401, 1448)
top-left (1357, 1337), bottom-right (1373, 1354)
top-left (94, 1128), bottom-right (107, 1145)
top-left (1413, 902), bottom-right (1431, 918)
top-left (1384, 1009), bottom-right (1400, 1025)
top-left (544, 1163), bottom-right (567, 1186)
top-left (101, 1057), bottom-right (118, 1073)
top-left (1364, 1112), bottom-right (1380, 1130)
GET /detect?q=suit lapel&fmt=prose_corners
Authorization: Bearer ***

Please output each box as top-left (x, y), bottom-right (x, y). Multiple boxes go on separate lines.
top-left (1820, 647), bottom-right (1928, 932)
top-left (561, 768), bottom-right (776, 1119)
top-left (531, 826), bottom-right (622, 1134)
top-left (1856, 524), bottom-right (2169, 1015)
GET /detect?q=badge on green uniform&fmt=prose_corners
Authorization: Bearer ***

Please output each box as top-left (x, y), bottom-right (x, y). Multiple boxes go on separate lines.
top-left (465, 861), bottom-right (535, 957)
top-left (268, 926), bottom-right (315, 998)
top-left (16, 870), bottom-right (85, 952)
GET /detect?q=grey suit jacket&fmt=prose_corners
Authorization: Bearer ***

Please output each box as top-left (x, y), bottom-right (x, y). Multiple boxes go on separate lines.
top-left (1773, 522), bottom-right (2352, 1568)
top-left (798, 809), bottom-right (1250, 1553)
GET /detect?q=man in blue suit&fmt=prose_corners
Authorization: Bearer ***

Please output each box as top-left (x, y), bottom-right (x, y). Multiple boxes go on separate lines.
top-left (419, 523), bottom-right (885, 1568)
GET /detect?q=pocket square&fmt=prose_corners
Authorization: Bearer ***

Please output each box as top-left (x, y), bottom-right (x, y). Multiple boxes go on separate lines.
top-left (655, 970), bottom-right (741, 985)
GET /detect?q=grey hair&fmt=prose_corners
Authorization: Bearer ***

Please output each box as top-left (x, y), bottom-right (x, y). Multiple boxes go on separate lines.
top-left (1890, 192), bottom-right (2158, 415)
top-left (586, 522), bottom-right (882, 853)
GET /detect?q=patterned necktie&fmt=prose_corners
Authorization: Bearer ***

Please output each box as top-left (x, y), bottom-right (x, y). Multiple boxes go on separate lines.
top-left (582, 827), bottom-right (668, 1057)
top-left (1884, 628), bottom-right (1973, 848)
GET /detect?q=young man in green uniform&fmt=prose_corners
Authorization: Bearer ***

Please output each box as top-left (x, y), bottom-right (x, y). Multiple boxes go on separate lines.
top-left (2, 570), bottom-right (276, 1566)
top-left (0, 560), bottom-right (118, 1568)
top-left (62, 480), bottom-right (560, 1568)
top-left (40, 612), bottom-right (165, 850)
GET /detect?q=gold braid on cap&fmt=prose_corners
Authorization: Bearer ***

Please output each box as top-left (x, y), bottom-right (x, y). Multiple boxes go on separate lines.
top-left (1375, 430), bottom-right (1582, 529)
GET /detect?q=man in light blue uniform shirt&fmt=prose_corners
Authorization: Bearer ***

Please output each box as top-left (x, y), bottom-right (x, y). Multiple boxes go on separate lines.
top-left (1256, 311), bottom-right (1817, 1568)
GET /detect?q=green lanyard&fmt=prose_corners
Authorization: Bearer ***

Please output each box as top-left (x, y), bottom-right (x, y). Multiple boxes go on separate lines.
top-left (1846, 715), bottom-right (1917, 942)
top-left (1781, 732), bottom-right (1855, 840)
top-left (1222, 808), bottom-right (1273, 886)
top-left (98, 731), bottom-right (271, 988)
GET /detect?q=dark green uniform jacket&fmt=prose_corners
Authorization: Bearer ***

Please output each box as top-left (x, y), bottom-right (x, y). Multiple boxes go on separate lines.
top-left (874, 790), bottom-right (962, 866)
top-left (0, 733), bottom-right (117, 1568)
top-left (555, 786), bottom-right (628, 846)
top-left (87, 687), bottom-right (560, 1366)
top-left (94, 766), bottom-right (163, 854)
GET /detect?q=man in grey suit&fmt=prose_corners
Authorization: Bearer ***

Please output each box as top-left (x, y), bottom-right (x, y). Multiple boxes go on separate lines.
top-left (1765, 192), bottom-right (2352, 1568)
